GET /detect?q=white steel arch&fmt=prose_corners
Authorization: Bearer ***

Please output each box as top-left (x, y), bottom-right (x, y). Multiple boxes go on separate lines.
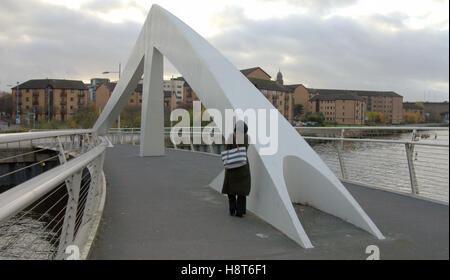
top-left (93, 4), bottom-right (384, 248)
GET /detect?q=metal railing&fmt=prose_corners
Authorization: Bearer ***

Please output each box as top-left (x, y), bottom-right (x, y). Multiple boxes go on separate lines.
top-left (107, 126), bottom-right (449, 202)
top-left (0, 129), bottom-right (106, 259)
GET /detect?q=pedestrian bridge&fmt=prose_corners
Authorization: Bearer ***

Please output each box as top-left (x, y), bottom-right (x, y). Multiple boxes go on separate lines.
top-left (0, 4), bottom-right (448, 259)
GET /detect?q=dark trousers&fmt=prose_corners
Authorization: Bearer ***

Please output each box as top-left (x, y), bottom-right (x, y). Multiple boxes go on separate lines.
top-left (228, 195), bottom-right (246, 215)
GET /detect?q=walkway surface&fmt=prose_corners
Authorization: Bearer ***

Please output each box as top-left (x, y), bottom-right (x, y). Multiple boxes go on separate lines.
top-left (89, 145), bottom-right (449, 260)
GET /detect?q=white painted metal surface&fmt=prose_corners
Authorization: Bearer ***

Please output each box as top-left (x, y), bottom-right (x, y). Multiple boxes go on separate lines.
top-left (0, 133), bottom-right (107, 259)
top-left (93, 4), bottom-right (384, 248)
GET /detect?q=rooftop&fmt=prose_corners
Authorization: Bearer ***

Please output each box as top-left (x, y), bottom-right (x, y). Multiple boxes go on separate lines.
top-left (240, 67), bottom-right (272, 79)
top-left (248, 77), bottom-right (292, 92)
top-left (285, 84), bottom-right (304, 90)
top-left (307, 88), bottom-right (402, 98)
top-left (403, 102), bottom-right (425, 110)
top-left (310, 93), bottom-right (365, 102)
top-left (12, 79), bottom-right (87, 90)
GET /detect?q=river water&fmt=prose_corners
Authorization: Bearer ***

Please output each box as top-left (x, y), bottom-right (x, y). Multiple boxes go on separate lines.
top-left (310, 130), bottom-right (449, 202)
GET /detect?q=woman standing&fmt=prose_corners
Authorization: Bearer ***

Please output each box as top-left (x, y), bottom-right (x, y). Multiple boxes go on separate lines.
top-left (222, 121), bottom-right (251, 217)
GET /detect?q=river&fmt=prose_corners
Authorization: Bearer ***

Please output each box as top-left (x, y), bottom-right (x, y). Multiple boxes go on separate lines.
top-left (310, 130), bottom-right (449, 202)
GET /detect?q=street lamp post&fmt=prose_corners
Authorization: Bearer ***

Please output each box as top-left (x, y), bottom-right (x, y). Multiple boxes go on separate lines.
top-left (102, 63), bottom-right (121, 129)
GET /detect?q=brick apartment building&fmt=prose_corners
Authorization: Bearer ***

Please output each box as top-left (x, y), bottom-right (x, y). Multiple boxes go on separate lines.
top-left (291, 87), bottom-right (404, 124)
top-left (95, 82), bottom-right (143, 111)
top-left (422, 101), bottom-right (449, 122)
top-left (240, 67), bottom-right (294, 123)
top-left (403, 102), bottom-right (425, 122)
top-left (309, 93), bottom-right (366, 125)
top-left (11, 79), bottom-right (88, 122)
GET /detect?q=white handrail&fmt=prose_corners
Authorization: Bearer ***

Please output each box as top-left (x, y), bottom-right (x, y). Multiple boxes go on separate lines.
top-left (301, 137), bottom-right (449, 147)
top-left (0, 129), bottom-right (93, 145)
top-left (0, 144), bottom-right (105, 223)
top-left (296, 126), bottom-right (448, 130)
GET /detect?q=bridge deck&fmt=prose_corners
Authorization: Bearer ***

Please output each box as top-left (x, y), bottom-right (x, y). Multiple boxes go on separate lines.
top-left (89, 145), bottom-right (449, 260)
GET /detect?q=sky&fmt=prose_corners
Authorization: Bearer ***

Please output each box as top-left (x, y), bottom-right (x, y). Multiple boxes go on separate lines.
top-left (0, 0), bottom-right (448, 102)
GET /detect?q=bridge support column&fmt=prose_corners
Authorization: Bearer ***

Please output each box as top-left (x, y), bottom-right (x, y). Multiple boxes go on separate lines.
top-left (140, 47), bottom-right (165, 157)
top-left (57, 170), bottom-right (82, 259)
top-left (82, 152), bottom-right (105, 227)
top-left (405, 143), bottom-right (419, 194)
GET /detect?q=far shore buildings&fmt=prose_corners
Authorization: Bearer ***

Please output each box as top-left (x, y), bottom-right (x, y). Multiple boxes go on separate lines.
top-left (93, 66), bottom-right (406, 125)
top-left (403, 102), bottom-right (425, 122)
top-left (289, 85), bottom-right (404, 124)
top-left (94, 67), bottom-right (295, 123)
top-left (309, 93), bottom-right (366, 125)
top-left (422, 101), bottom-right (449, 122)
top-left (14, 67), bottom-right (412, 126)
top-left (95, 82), bottom-right (143, 112)
top-left (11, 79), bottom-right (88, 122)
top-left (240, 67), bottom-right (294, 123)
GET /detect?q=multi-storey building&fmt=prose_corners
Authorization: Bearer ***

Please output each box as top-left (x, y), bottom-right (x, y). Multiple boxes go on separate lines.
top-left (422, 101), bottom-right (449, 122)
top-left (86, 78), bottom-right (110, 103)
top-left (309, 93), bottom-right (366, 124)
top-left (285, 84), bottom-right (312, 117)
top-left (403, 102), bottom-right (425, 122)
top-left (239, 67), bottom-right (294, 123)
top-left (164, 77), bottom-right (200, 109)
top-left (305, 89), bottom-right (403, 124)
top-left (11, 79), bottom-right (88, 122)
top-left (163, 77), bottom-right (185, 104)
top-left (95, 82), bottom-right (143, 111)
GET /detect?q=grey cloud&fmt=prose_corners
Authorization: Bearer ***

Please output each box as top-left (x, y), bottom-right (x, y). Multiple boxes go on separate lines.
top-left (81, 0), bottom-right (146, 15)
top-left (261, 0), bottom-right (358, 14)
top-left (208, 8), bottom-right (449, 101)
top-left (0, 0), bottom-right (141, 89)
top-left (0, 0), bottom-right (447, 102)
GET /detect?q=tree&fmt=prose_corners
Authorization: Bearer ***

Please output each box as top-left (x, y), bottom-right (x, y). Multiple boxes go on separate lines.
top-left (70, 104), bottom-right (100, 128)
top-left (415, 102), bottom-right (425, 109)
top-left (294, 104), bottom-right (304, 121)
top-left (121, 105), bottom-right (141, 128)
top-left (0, 93), bottom-right (13, 118)
top-left (305, 112), bottom-right (325, 124)
top-left (366, 111), bottom-right (387, 124)
top-left (403, 112), bottom-right (419, 124)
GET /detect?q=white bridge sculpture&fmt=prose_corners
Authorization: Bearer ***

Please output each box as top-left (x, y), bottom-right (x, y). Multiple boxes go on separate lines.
top-left (93, 4), bottom-right (384, 248)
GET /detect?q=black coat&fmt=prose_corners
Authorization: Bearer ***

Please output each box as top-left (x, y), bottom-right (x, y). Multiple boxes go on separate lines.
top-left (221, 134), bottom-right (251, 196)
